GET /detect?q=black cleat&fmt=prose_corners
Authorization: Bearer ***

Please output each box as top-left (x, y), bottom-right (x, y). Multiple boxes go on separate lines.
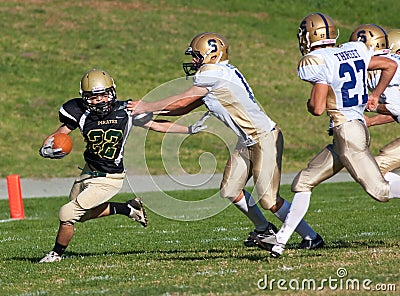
top-left (251, 232), bottom-right (285, 258)
top-left (244, 222), bottom-right (278, 247)
top-left (127, 197), bottom-right (148, 227)
top-left (299, 233), bottom-right (324, 249)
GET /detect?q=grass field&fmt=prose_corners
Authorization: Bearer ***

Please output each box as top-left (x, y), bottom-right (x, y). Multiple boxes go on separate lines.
top-left (0, 182), bottom-right (399, 295)
top-left (1, 0), bottom-right (400, 178)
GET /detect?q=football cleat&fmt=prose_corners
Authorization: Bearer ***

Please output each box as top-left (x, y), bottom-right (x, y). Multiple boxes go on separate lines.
top-left (251, 233), bottom-right (285, 258)
top-left (127, 197), bottom-right (148, 227)
top-left (299, 233), bottom-right (324, 250)
top-left (244, 222), bottom-right (278, 247)
top-left (39, 251), bottom-right (62, 263)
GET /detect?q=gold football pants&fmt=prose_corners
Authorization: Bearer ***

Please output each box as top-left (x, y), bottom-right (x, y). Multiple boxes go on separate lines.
top-left (292, 120), bottom-right (389, 202)
top-left (220, 126), bottom-right (283, 209)
top-left (59, 164), bottom-right (125, 224)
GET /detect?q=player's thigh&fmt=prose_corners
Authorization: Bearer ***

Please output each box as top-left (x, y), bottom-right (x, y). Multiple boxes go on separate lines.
top-left (334, 120), bottom-right (389, 200)
top-left (220, 146), bottom-right (250, 200)
top-left (292, 144), bottom-right (343, 192)
top-left (69, 174), bottom-right (92, 201)
top-left (60, 177), bottom-right (123, 224)
top-left (253, 128), bottom-right (283, 209)
top-left (76, 177), bottom-right (123, 209)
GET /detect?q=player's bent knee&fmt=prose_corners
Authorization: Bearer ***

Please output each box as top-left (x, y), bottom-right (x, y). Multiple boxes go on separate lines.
top-left (59, 202), bottom-right (76, 224)
top-left (259, 198), bottom-right (276, 211)
top-left (59, 200), bottom-right (91, 224)
top-left (365, 186), bottom-right (389, 202)
top-left (219, 188), bottom-right (240, 202)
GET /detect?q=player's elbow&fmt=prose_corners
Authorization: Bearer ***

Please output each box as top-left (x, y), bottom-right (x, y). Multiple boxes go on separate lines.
top-left (389, 59), bottom-right (398, 71)
top-left (307, 103), bottom-right (325, 116)
top-left (310, 108), bottom-right (325, 116)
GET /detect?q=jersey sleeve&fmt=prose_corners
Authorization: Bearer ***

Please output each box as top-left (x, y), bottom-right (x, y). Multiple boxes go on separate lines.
top-left (58, 98), bottom-right (84, 130)
top-left (297, 54), bottom-right (329, 84)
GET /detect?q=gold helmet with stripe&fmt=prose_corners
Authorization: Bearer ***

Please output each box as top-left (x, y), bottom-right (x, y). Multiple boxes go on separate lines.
top-left (298, 12), bottom-right (338, 56)
top-left (183, 32), bottom-right (229, 76)
top-left (349, 24), bottom-right (390, 55)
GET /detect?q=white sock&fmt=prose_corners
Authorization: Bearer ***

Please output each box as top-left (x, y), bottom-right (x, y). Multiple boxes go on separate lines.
top-left (388, 180), bottom-right (400, 199)
top-left (274, 199), bottom-right (316, 240)
top-left (384, 172), bottom-right (400, 182)
top-left (381, 172), bottom-right (400, 199)
top-left (276, 192), bottom-right (311, 245)
top-left (234, 191), bottom-right (268, 232)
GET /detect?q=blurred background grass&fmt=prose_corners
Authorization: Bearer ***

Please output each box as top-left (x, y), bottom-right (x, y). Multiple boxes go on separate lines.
top-left (1, 0), bottom-right (400, 178)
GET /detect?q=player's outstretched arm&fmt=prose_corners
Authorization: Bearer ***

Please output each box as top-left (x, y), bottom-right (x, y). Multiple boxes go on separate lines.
top-left (364, 113), bottom-right (395, 127)
top-left (128, 86), bottom-right (208, 115)
top-left (143, 119), bottom-right (205, 134)
top-left (143, 112), bottom-right (210, 134)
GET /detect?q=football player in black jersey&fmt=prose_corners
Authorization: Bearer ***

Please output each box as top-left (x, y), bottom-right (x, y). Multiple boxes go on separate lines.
top-left (38, 69), bottom-right (206, 263)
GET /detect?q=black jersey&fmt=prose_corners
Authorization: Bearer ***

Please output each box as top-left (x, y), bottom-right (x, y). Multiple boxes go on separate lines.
top-left (59, 98), bottom-right (133, 173)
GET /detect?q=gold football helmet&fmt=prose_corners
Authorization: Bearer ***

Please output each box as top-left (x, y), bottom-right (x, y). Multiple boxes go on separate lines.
top-left (298, 12), bottom-right (337, 55)
top-left (387, 29), bottom-right (400, 54)
top-left (349, 24), bottom-right (390, 55)
top-left (80, 69), bottom-right (117, 116)
top-left (183, 32), bottom-right (229, 76)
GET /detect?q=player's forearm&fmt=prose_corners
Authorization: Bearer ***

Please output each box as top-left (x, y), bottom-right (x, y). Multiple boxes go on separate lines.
top-left (365, 114), bottom-right (395, 127)
top-left (132, 95), bottom-right (199, 115)
top-left (307, 84), bottom-right (328, 116)
top-left (146, 120), bottom-right (189, 134)
top-left (369, 58), bottom-right (397, 99)
top-left (146, 94), bottom-right (188, 112)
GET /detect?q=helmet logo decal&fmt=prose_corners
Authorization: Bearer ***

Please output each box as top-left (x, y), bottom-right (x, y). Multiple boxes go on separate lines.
top-left (208, 39), bottom-right (218, 53)
top-left (355, 30), bottom-right (368, 43)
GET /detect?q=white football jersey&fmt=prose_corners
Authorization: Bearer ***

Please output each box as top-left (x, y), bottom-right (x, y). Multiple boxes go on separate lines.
top-left (193, 61), bottom-right (276, 146)
top-left (368, 53), bottom-right (400, 105)
top-left (298, 41), bottom-right (374, 127)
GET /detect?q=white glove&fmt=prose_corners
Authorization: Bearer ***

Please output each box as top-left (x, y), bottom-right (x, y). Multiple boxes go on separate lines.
top-left (39, 137), bottom-right (66, 159)
top-left (188, 112), bottom-right (211, 134)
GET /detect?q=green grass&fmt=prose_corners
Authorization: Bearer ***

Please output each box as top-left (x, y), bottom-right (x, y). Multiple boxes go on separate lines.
top-left (0, 182), bottom-right (399, 295)
top-left (1, 0), bottom-right (400, 178)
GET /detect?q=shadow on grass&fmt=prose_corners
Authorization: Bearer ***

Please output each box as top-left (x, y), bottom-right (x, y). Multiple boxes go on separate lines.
top-left (21, 247), bottom-right (270, 263)
top-left (14, 239), bottom-right (398, 263)
top-left (285, 238), bottom-right (395, 250)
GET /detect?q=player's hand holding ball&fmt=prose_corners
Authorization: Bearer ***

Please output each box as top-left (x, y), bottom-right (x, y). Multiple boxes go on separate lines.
top-left (39, 133), bottom-right (72, 159)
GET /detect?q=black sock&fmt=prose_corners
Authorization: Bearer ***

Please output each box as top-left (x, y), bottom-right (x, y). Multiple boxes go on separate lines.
top-left (53, 242), bottom-right (67, 256)
top-left (109, 202), bottom-right (130, 216)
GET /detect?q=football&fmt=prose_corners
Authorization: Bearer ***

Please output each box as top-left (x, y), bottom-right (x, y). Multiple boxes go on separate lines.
top-left (52, 133), bottom-right (73, 154)
top-left (132, 112), bottom-right (153, 126)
